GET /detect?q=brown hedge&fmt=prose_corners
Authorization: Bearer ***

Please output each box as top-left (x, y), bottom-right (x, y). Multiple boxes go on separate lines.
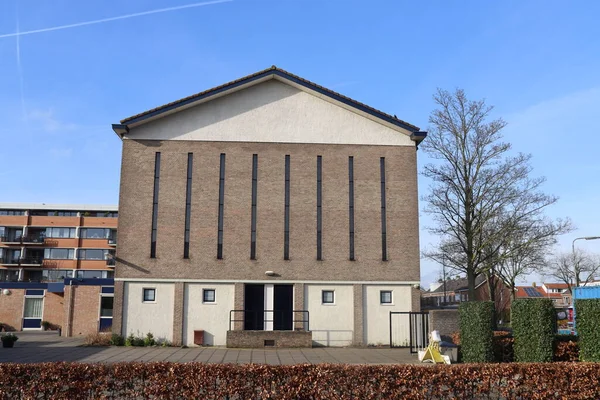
top-left (1, 362), bottom-right (600, 399)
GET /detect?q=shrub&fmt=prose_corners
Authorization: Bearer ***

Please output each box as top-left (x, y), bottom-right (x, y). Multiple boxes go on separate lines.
top-left (459, 301), bottom-right (494, 363)
top-left (110, 333), bottom-right (125, 346)
top-left (144, 332), bottom-right (156, 347)
top-left (575, 299), bottom-right (600, 362)
top-left (84, 332), bottom-right (111, 346)
top-left (125, 333), bottom-right (135, 347)
top-left (511, 298), bottom-right (555, 362)
top-left (0, 363), bottom-right (600, 398)
top-left (493, 336), bottom-right (514, 363)
top-left (554, 340), bottom-right (579, 362)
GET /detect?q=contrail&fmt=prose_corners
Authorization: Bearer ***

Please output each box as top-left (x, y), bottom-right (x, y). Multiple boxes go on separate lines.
top-left (0, 0), bottom-right (232, 39)
top-left (16, 4), bottom-right (26, 122)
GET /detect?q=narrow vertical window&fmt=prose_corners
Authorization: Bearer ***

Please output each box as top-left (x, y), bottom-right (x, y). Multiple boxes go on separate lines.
top-left (217, 153), bottom-right (226, 260)
top-left (183, 153), bottom-right (193, 259)
top-left (380, 157), bottom-right (387, 261)
top-left (284, 155), bottom-right (290, 260)
top-left (150, 152), bottom-right (161, 258)
top-left (250, 154), bottom-right (258, 260)
top-left (348, 156), bottom-right (355, 261)
top-left (316, 155), bottom-right (322, 261)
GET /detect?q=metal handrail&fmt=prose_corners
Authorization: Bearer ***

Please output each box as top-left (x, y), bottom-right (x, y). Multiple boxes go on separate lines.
top-left (229, 309), bottom-right (309, 331)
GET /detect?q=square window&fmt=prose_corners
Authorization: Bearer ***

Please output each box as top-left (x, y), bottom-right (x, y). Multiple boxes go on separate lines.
top-left (380, 290), bottom-right (392, 304)
top-left (322, 290), bottom-right (334, 304)
top-left (203, 289), bottom-right (216, 303)
top-left (143, 288), bottom-right (156, 302)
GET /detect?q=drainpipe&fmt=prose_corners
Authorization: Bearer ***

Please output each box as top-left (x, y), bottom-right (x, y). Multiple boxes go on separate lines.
top-left (66, 280), bottom-right (75, 337)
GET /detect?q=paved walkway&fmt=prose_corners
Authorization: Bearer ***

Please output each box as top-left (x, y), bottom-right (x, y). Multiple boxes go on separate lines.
top-left (0, 332), bottom-right (419, 365)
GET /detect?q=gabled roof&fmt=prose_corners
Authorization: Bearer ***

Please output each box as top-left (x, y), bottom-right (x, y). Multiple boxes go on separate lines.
top-left (515, 286), bottom-right (544, 298)
top-left (112, 66), bottom-right (425, 141)
top-left (429, 277), bottom-right (469, 294)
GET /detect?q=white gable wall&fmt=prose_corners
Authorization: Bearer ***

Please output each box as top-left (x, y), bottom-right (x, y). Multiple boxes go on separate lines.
top-left (125, 80), bottom-right (414, 146)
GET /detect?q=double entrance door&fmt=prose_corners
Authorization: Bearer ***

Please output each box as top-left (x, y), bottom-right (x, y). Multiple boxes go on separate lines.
top-left (244, 284), bottom-right (293, 331)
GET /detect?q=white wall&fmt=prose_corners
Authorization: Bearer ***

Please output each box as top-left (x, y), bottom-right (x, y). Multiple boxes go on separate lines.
top-left (364, 285), bottom-right (412, 346)
top-left (126, 79), bottom-right (415, 146)
top-left (122, 282), bottom-right (174, 341)
top-left (305, 284), bottom-right (354, 347)
top-left (183, 283), bottom-right (235, 346)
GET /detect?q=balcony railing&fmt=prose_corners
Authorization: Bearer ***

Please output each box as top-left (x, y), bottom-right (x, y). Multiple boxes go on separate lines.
top-left (21, 234), bottom-right (46, 244)
top-left (0, 257), bottom-right (21, 265)
top-left (106, 258), bottom-right (116, 267)
top-left (20, 257), bottom-right (43, 266)
top-left (108, 237), bottom-right (117, 246)
top-left (0, 235), bottom-right (23, 244)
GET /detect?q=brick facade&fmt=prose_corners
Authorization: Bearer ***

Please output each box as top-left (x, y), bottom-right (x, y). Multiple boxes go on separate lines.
top-left (117, 140), bottom-right (420, 283)
top-left (43, 292), bottom-right (65, 329)
top-left (429, 309), bottom-right (460, 341)
top-left (65, 285), bottom-right (101, 336)
top-left (0, 289), bottom-right (25, 331)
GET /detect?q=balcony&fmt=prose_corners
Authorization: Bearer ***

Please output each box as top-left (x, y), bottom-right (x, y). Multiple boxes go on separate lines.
top-left (0, 256), bottom-right (21, 266)
top-left (21, 233), bottom-right (46, 245)
top-left (106, 258), bottom-right (116, 267)
top-left (108, 236), bottom-right (117, 246)
top-left (20, 257), bottom-right (43, 266)
top-left (0, 234), bottom-right (23, 245)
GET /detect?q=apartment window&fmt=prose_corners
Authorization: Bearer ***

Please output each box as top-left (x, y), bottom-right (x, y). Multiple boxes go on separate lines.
top-left (33, 210), bottom-right (78, 216)
top-left (217, 153), bottom-right (226, 259)
top-left (143, 288), bottom-right (156, 302)
top-left (94, 211), bottom-right (118, 218)
top-left (348, 156), bottom-right (355, 261)
top-left (44, 248), bottom-right (74, 260)
top-left (322, 290), bottom-right (334, 304)
top-left (380, 157), bottom-right (387, 261)
top-left (380, 290), bottom-right (392, 304)
top-left (80, 228), bottom-right (110, 239)
top-left (42, 269), bottom-right (72, 282)
top-left (76, 270), bottom-right (113, 279)
top-left (0, 210), bottom-right (25, 216)
top-left (184, 153), bottom-right (193, 259)
top-left (250, 154), bottom-right (258, 260)
top-left (316, 155), bottom-right (322, 260)
top-left (23, 297), bottom-right (43, 318)
top-left (77, 249), bottom-right (110, 260)
top-left (284, 155), bottom-right (290, 260)
top-left (45, 227), bottom-right (76, 238)
top-left (100, 297), bottom-right (114, 317)
top-left (150, 152), bottom-right (161, 258)
top-left (203, 289), bottom-right (216, 303)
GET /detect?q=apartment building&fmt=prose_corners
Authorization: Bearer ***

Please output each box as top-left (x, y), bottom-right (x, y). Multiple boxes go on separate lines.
top-left (0, 203), bottom-right (117, 333)
top-left (111, 67), bottom-right (426, 347)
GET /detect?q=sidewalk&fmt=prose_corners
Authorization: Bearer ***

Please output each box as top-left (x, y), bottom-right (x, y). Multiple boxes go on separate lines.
top-left (0, 332), bottom-right (419, 365)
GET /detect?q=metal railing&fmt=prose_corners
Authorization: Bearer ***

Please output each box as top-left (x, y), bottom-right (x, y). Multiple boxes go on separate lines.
top-left (0, 235), bottom-right (23, 243)
top-left (229, 310), bottom-right (309, 331)
top-left (20, 257), bottom-right (43, 265)
top-left (0, 257), bottom-right (21, 265)
top-left (106, 258), bottom-right (116, 266)
top-left (21, 234), bottom-right (46, 244)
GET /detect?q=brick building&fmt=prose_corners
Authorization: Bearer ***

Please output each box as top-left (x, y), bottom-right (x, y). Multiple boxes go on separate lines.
top-left (0, 203), bottom-right (116, 334)
top-left (111, 67), bottom-right (426, 347)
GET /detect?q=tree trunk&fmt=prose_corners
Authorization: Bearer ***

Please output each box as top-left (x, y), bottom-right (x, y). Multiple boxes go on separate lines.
top-left (467, 270), bottom-right (476, 301)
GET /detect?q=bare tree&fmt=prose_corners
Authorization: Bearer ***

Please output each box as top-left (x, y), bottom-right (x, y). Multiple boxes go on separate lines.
top-left (422, 88), bottom-right (570, 299)
top-left (544, 250), bottom-right (600, 294)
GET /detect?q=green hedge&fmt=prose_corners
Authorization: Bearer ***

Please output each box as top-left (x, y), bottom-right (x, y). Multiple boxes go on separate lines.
top-left (575, 299), bottom-right (600, 362)
top-left (459, 301), bottom-right (494, 363)
top-left (511, 298), bottom-right (555, 362)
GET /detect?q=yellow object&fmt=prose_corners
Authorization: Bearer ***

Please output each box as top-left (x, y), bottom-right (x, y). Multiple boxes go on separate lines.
top-left (419, 331), bottom-right (451, 364)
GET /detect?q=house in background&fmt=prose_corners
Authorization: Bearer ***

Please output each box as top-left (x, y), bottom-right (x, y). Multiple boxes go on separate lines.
top-left (110, 66), bottom-right (427, 347)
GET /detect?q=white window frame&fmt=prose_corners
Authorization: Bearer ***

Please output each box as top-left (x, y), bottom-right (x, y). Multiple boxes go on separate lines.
top-left (202, 288), bottom-right (216, 304)
top-left (380, 290), bottom-right (393, 305)
top-left (142, 288), bottom-right (156, 303)
top-left (23, 291), bottom-right (45, 330)
top-left (322, 290), bottom-right (335, 305)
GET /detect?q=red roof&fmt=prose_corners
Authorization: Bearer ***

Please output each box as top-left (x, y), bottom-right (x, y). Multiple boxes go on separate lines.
top-left (515, 286), bottom-right (544, 298)
top-left (543, 283), bottom-right (569, 289)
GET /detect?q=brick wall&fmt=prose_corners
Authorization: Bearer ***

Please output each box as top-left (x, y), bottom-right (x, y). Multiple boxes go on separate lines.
top-left (429, 309), bottom-right (459, 340)
top-left (0, 289), bottom-right (24, 331)
top-left (43, 292), bottom-right (65, 329)
top-left (226, 330), bottom-right (312, 348)
top-left (66, 286), bottom-right (101, 336)
top-left (117, 140), bottom-right (420, 283)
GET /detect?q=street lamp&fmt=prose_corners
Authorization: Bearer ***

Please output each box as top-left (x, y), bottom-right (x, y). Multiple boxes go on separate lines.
top-left (571, 236), bottom-right (600, 288)
top-left (572, 236), bottom-right (600, 254)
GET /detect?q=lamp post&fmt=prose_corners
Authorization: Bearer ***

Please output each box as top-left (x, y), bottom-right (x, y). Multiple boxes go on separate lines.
top-left (572, 236), bottom-right (600, 254)
top-left (571, 236), bottom-right (600, 287)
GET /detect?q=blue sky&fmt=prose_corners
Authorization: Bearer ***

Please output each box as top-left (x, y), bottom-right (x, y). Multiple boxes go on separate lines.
top-left (1, 0), bottom-right (599, 286)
